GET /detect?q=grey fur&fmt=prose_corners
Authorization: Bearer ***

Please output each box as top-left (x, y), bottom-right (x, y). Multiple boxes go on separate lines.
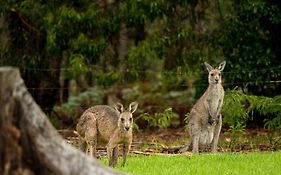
top-left (76, 102), bottom-right (138, 167)
top-left (180, 61), bottom-right (226, 153)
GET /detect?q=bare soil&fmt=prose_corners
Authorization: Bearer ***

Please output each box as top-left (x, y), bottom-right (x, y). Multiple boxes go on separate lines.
top-left (59, 128), bottom-right (281, 156)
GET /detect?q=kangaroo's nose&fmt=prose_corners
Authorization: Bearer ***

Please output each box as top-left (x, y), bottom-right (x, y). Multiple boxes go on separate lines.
top-left (125, 127), bottom-right (130, 131)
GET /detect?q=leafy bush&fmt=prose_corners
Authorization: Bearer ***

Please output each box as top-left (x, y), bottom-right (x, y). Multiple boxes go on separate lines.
top-left (222, 89), bottom-right (281, 130)
top-left (137, 108), bottom-right (175, 129)
top-left (262, 96), bottom-right (281, 130)
top-left (94, 69), bottom-right (123, 87)
top-left (222, 89), bottom-right (250, 126)
top-left (225, 122), bottom-right (246, 150)
top-left (52, 87), bottom-right (104, 125)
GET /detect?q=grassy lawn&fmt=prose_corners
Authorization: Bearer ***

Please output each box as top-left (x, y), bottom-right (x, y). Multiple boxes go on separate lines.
top-left (106, 151), bottom-right (281, 175)
top-left (63, 128), bottom-right (281, 174)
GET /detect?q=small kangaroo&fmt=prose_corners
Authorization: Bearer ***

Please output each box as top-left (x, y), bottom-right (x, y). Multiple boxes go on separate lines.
top-left (180, 61), bottom-right (226, 153)
top-left (76, 102), bottom-right (138, 167)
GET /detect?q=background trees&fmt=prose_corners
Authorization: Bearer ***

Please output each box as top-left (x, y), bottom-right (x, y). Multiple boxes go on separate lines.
top-left (1, 0), bottom-right (280, 130)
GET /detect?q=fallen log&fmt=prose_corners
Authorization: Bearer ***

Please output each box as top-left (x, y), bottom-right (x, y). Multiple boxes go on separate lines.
top-left (0, 67), bottom-right (123, 175)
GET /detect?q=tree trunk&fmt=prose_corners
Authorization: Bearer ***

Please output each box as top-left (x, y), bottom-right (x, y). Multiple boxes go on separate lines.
top-left (0, 67), bottom-right (123, 175)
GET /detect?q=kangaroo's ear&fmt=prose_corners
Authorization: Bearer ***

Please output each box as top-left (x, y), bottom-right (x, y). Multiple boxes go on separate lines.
top-left (114, 103), bottom-right (124, 113)
top-left (204, 62), bottom-right (214, 72)
top-left (217, 61), bottom-right (226, 71)
top-left (129, 102), bottom-right (138, 114)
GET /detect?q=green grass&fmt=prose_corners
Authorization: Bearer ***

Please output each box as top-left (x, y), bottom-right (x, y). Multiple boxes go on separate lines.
top-left (103, 152), bottom-right (281, 175)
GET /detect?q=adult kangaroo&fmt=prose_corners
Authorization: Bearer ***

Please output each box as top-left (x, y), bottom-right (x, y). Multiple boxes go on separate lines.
top-left (76, 102), bottom-right (138, 167)
top-left (180, 61), bottom-right (226, 153)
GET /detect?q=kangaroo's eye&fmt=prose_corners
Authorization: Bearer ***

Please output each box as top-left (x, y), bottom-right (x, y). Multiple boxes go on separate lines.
top-left (218, 73), bottom-right (221, 76)
top-left (129, 118), bottom-right (132, 122)
top-left (121, 118), bottom-right (125, 122)
top-left (211, 73), bottom-right (214, 76)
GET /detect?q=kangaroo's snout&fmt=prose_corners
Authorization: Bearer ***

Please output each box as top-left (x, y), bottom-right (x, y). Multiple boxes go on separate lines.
top-left (123, 121), bottom-right (131, 131)
top-left (125, 126), bottom-right (130, 131)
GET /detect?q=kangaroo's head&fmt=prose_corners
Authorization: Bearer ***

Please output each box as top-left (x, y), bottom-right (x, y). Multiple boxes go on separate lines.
top-left (205, 61), bottom-right (226, 85)
top-left (114, 102), bottom-right (138, 131)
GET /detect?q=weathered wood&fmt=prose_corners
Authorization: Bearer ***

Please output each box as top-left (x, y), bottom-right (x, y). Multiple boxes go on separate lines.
top-left (0, 67), bottom-right (123, 175)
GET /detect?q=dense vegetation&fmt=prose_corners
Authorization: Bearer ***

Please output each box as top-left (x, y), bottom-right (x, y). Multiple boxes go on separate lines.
top-left (0, 0), bottom-right (280, 130)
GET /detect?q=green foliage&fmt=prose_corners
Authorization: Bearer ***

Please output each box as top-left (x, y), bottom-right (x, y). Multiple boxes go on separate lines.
top-left (53, 87), bottom-right (104, 122)
top-left (120, 82), bottom-right (195, 128)
top-left (66, 53), bottom-right (89, 79)
top-left (222, 89), bottom-right (250, 126)
top-left (263, 96), bottom-right (281, 130)
top-left (228, 122), bottom-right (246, 135)
top-left (1, 0), bottom-right (281, 130)
top-left (70, 33), bottom-right (106, 60)
top-left (126, 40), bottom-right (161, 82)
top-left (222, 89), bottom-right (281, 130)
top-left (217, 0), bottom-right (281, 95)
top-left (94, 69), bottom-right (123, 87)
top-left (265, 116), bottom-right (281, 130)
top-left (121, 85), bottom-right (141, 102)
top-left (48, 115), bottom-right (64, 129)
top-left (225, 122), bottom-right (246, 150)
top-left (266, 130), bottom-right (281, 149)
top-left (137, 108), bottom-right (174, 129)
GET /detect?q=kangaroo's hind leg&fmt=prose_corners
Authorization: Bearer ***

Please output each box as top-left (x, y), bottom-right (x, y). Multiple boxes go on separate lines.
top-left (183, 124), bottom-right (200, 154)
top-left (121, 143), bottom-right (131, 167)
top-left (84, 117), bottom-right (98, 157)
top-left (211, 114), bottom-right (222, 153)
top-left (188, 115), bottom-right (201, 154)
top-left (107, 137), bottom-right (119, 167)
top-left (191, 134), bottom-right (200, 153)
top-left (85, 133), bottom-right (97, 157)
top-left (112, 146), bottom-right (119, 167)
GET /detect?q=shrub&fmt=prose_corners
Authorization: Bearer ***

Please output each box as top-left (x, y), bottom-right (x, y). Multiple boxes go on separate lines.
top-left (222, 89), bottom-right (281, 130)
top-left (52, 87), bottom-right (104, 126)
top-left (136, 108), bottom-right (175, 129)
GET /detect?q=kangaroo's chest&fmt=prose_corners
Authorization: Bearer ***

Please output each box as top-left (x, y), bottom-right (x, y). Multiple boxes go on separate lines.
top-left (206, 86), bottom-right (223, 100)
top-left (207, 94), bottom-right (221, 106)
top-left (117, 130), bottom-right (132, 143)
top-left (205, 87), bottom-right (224, 108)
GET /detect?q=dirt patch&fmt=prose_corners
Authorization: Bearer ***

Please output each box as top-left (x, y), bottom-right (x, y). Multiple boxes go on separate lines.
top-left (59, 128), bottom-right (281, 156)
